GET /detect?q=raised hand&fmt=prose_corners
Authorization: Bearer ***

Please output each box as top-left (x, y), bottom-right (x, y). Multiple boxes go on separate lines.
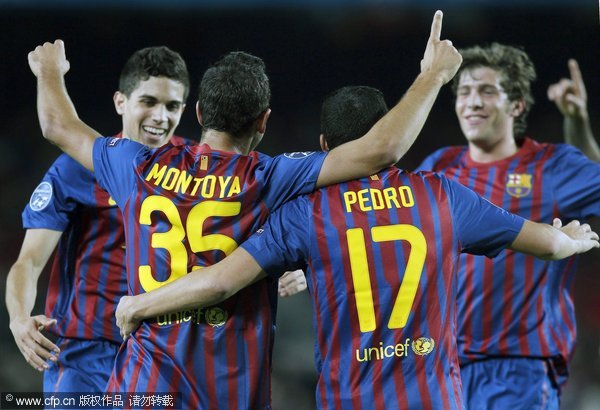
top-left (9, 315), bottom-right (59, 372)
top-left (420, 10), bottom-right (462, 85)
top-left (278, 269), bottom-right (307, 297)
top-left (547, 59), bottom-right (588, 120)
top-left (28, 40), bottom-right (70, 78)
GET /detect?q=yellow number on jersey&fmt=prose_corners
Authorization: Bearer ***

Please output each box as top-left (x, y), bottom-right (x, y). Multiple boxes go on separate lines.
top-left (347, 224), bottom-right (426, 333)
top-left (138, 195), bottom-right (241, 292)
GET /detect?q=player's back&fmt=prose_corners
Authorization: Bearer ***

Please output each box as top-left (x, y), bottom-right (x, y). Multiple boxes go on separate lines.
top-left (304, 168), bottom-right (463, 409)
top-left (246, 166), bottom-right (524, 410)
top-left (93, 138), bottom-right (326, 409)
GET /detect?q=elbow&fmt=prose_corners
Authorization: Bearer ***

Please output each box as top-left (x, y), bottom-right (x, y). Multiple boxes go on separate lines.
top-left (38, 112), bottom-right (62, 144)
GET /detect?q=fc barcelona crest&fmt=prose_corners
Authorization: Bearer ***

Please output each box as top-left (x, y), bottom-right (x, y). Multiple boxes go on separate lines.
top-left (506, 173), bottom-right (532, 198)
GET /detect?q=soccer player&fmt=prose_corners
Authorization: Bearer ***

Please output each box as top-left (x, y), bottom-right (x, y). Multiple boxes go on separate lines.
top-left (416, 43), bottom-right (600, 408)
top-left (6, 46), bottom-right (192, 392)
top-left (114, 85), bottom-right (599, 410)
top-left (28, 10), bottom-right (462, 408)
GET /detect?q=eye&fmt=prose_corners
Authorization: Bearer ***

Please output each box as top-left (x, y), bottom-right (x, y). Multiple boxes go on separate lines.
top-left (167, 102), bottom-right (182, 112)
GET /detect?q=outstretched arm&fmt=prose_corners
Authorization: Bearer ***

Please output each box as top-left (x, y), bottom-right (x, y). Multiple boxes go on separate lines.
top-left (6, 229), bottom-right (62, 371)
top-left (29, 40), bottom-right (101, 171)
top-left (316, 10), bottom-right (462, 188)
top-left (547, 59), bottom-right (600, 163)
top-left (509, 219), bottom-right (599, 260)
top-left (116, 247), bottom-right (265, 339)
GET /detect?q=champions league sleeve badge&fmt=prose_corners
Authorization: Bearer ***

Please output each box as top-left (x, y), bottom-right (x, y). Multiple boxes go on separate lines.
top-left (283, 151), bottom-right (315, 159)
top-left (29, 181), bottom-right (53, 211)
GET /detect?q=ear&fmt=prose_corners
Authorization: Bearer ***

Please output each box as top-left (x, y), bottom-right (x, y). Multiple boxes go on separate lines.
top-left (510, 99), bottom-right (526, 117)
top-left (196, 101), bottom-right (203, 126)
top-left (319, 134), bottom-right (329, 152)
top-left (256, 108), bottom-right (271, 134)
top-left (113, 91), bottom-right (126, 115)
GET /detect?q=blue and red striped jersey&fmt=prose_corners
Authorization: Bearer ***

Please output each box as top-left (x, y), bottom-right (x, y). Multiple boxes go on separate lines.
top-left (22, 135), bottom-right (190, 344)
top-left (417, 138), bottom-right (600, 372)
top-left (242, 168), bottom-right (525, 410)
top-left (92, 137), bottom-right (327, 409)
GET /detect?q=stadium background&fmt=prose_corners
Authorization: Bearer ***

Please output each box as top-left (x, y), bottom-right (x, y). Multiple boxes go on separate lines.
top-left (0, 0), bottom-right (598, 408)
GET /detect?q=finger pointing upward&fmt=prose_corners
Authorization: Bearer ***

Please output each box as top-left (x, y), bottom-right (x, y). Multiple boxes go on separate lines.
top-left (429, 10), bottom-right (443, 43)
top-left (568, 59), bottom-right (587, 100)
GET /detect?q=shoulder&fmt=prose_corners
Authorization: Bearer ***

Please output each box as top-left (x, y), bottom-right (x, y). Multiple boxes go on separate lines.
top-left (419, 145), bottom-right (467, 171)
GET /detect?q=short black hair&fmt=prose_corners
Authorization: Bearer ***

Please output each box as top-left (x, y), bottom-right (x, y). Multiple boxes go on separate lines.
top-left (198, 51), bottom-right (270, 139)
top-left (453, 43), bottom-right (536, 136)
top-left (119, 46), bottom-right (190, 100)
top-left (321, 86), bottom-right (388, 149)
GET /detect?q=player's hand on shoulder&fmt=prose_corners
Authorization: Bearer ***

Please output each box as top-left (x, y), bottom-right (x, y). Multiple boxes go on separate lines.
top-left (547, 59), bottom-right (588, 120)
top-left (28, 39), bottom-right (70, 78)
top-left (553, 218), bottom-right (600, 253)
top-left (9, 315), bottom-right (59, 372)
top-left (420, 10), bottom-right (462, 85)
top-left (116, 295), bottom-right (140, 341)
top-left (278, 269), bottom-right (307, 297)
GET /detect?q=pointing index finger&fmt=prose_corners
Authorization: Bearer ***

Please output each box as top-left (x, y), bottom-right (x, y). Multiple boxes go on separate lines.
top-left (429, 10), bottom-right (443, 42)
top-left (568, 59), bottom-right (587, 100)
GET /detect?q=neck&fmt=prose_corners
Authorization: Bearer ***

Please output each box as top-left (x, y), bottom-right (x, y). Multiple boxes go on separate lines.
top-left (200, 129), bottom-right (254, 155)
top-left (468, 136), bottom-right (519, 163)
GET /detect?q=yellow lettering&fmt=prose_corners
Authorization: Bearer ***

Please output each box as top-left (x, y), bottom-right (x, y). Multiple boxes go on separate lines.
top-left (190, 177), bottom-right (203, 196)
top-left (370, 189), bottom-right (385, 210)
top-left (383, 187), bottom-right (401, 209)
top-left (201, 175), bottom-right (217, 198)
top-left (161, 168), bottom-right (180, 190)
top-left (218, 176), bottom-right (232, 198)
top-left (357, 189), bottom-right (371, 212)
top-left (227, 177), bottom-right (241, 197)
top-left (145, 164), bottom-right (167, 185)
top-left (398, 186), bottom-right (415, 207)
top-left (175, 170), bottom-right (193, 195)
top-left (343, 191), bottom-right (358, 212)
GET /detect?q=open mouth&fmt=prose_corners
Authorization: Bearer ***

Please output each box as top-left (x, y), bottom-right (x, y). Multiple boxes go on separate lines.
top-left (142, 126), bottom-right (167, 137)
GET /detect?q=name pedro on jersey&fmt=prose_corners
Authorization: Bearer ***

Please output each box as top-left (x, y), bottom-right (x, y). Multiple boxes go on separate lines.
top-left (343, 186), bottom-right (415, 213)
top-left (145, 164), bottom-right (241, 198)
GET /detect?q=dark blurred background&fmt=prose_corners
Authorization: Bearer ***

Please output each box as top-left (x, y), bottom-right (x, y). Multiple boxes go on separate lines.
top-left (0, 1), bottom-right (599, 408)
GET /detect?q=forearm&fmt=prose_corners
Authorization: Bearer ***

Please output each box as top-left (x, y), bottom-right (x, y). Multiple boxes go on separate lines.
top-left (368, 72), bottom-right (446, 166)
top-left (36, 72), bottom-right (99, 170)
top-left (564, 115), bottom-right (600, 163)
top-left (130, 269), bottom-right (233, 322)
top-left (6, 262), bottom-right (39, 324)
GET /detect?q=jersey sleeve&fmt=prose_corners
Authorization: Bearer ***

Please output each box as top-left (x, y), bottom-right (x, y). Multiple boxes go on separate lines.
top-left (550, 144), bottom-right (600, 220)
top-left (442, 175), bottom-right (526, 257)
top-left (92, 137), bottom-right (146, 207)
top-left (257, 151), bottom-right (327, 211)
top-left (241, 196), bottom-right (311, 277)
top-left (22, 154), bottom-right (94, 231)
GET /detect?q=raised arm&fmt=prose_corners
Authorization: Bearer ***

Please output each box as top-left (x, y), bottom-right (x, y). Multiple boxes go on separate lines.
top-left (509, 219), bottom-right (599, 260)
top-left (28, 40), bottom-right (101, 171)
top-left (316, 10), bottom-right (462, 188)
top-left (547, 59), bottom-right (600, 163)
top-left (6, 229), bottom-right (62, 371)
top-left (116, 247), bottom-right (265, 339)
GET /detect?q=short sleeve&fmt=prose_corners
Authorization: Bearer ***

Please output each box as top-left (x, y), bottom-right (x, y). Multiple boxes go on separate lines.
top-left (22, 154), bottom-right (95, 231)
top-left (550, 144), bottom-right (600, 220)
top-left (256, 151), bottom-right (327, 211)
top-left (241, 196), bottom-right (311, 277)
top-left (92, 137), bottom-right (146, 206)
top-left (443, 176), bottom-right (525, 257)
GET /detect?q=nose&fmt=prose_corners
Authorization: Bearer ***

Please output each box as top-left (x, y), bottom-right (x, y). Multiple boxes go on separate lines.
top-left (465, 91), bottom-right (483, 108)
top-left (151, 105), bottom-right (168, 124)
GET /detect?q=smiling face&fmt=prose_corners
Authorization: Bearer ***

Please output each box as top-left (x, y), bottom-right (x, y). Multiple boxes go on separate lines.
top-left (114, 76), bottom-right (186, 148)
top-left (455, 66), bottom-right (521, 150)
